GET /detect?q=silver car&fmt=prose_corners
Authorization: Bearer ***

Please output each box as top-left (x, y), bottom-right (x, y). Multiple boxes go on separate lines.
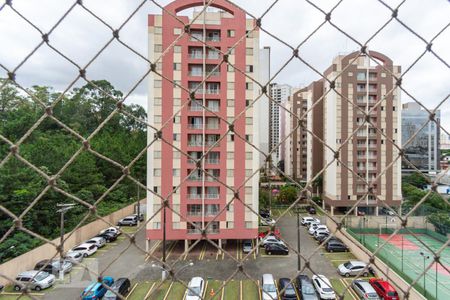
top-left (14, 270), bottom-right (55, 291)
top-left (65, 251), bottom-right (83, 264)
top-left (338, 261), bottom-right (369, 277)
top-left (352, 280), bottom-right (380, 300)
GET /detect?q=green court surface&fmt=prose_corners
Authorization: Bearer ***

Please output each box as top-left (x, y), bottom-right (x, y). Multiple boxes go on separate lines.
top-left (350, 231), bottom-right (450, 300)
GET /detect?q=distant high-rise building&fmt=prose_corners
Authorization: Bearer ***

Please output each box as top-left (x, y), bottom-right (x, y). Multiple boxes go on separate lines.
top-left (320, 51), bottom-right (402, 215)
top-left (146, 0), bottom-right (260, 251)
top-left (269, 83), bottom-right (292, 165)
top-left (441, 132), bottom-right (450, 150)
top-left (258, 47), bottom-right (271, 166)
top-left (402, 102), bottom-right (440, 173)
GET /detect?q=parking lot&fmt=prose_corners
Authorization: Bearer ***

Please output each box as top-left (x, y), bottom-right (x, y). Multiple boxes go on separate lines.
top-left (2, 214), bottom-right (371, 299)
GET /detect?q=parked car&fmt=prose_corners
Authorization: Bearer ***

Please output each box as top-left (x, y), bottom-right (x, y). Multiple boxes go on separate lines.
top-left (14, 271), bottom-right (55, 291)
top-left (117, 215), bottom-right (138, 226)
top-left (314, 231), bottom-right (330, 240)
top-left (380, 207), bottom-right (395, 216)
top-left (309, 224), bottom-right (328, 235)
top-left (313, 228), bottom-right (330, 238)
top-left (131, 213), bottom-right (144, 222)
top-left (100, 226), bottom-right (121, 236)
top-left (317, 234), bottom-right (341, 244)
top-left (81, 276), bottom-right (114, 300)
top-left (307, 221), bottom-right (321, 230)
top-left (260, 209), bottom-right (271, 219)
top-left (65, 251), bottom-right (83, 264)
top-left (369, 278), bottom-right (399, 300)
top-left (326, 240), bottom-right (348, 252)
top-left (260, 235), bottom-right (286, 248)
top-left (242, 240), bottom-right (252, 253)
top-left (351, 280), bottom-right (380, 300)
top-left (103, 277), bottom-right (131, 299)
top-left (301, 217), bottom-right (320, 226)
top-left (307, 206), bottom-right (316, 214)
top-left (265, 243), bottom-right (289, 255)
top-left (68, 243), bottom-right (97, 258)
top-left (96, 231), bottom-right (118, 243)
top-left (85, 237), bottom-right (106, 248)
top-left (278, 278), bottom-right (297, 300)
top-left (296, 275), bottom-right (318, 300)
top-left (312, 274), bottom-right (335, 300)
top-left (338, 261), bottom-right (370, 277)
top-left (260, 217), bottom-right (276, 226)
top-left (34, 259), bottom-right (73, 275)
top-left (186, 277), bottom-right (205, 300)
top-left (262, 274), bottom-right (278, 300)
top-left (258, 228), bottom-right (281, 240)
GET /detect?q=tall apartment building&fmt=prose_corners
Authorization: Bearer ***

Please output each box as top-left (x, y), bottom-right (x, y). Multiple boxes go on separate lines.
top-left (441, 132), bottom-right (450, 150)
top-left (320, 51), bottom-right (402, 215)
top-left (401, 102), bottom-right (441, 173)
top-left (146, 0), bottom-right (260, 251)
top-left (257, 47), bottom-right (271, 166)
top-left (269, 83), bottom-right (292, 165)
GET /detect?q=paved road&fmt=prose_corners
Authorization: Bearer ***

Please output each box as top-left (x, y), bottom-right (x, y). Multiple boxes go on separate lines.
top-left (45, 214), bottom-right (338, 299)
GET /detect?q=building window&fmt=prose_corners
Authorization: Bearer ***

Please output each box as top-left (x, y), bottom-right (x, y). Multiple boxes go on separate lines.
top-left (246, 99), bottom-right (251, 106)
top-left (228, 134), bottom-right (234, 142)
top-left (246, 65), bottom-right (253, 73)
top-left (154, 97), bottom-right (162, 105)
top-left (226, 221), bottom-right (234, 229)
top-left (245, 169), bottom-right (252, 177)
top-left (173, 151), bottom-right (180, 159)
top-left (153, 186), bottom-right (158, 193)
top-left (227, 29), bottom-right (235, 37)
top-left (153, 222), bottom-right (161, 229)
top-left (227, 99), bottom-right (234, 107)
top-left (154, 27), bottom-right (162, 34)
top-left (246, 152), bottom-right (252, 160)
top-left (246, 47), bottom-right (253, 55)
top-left (246, 117), bottom-right (253, 125)
top-left (154, 44), bottom-right (162, 52)
top-left (246, 82), bottom-right (253, 90)
top-left (173, 133), bottom-right (180, 141)
top-left (227, 65), bottom-right (234, 72)
top-left (246, 135), bottom-right (252, 142)
top-left (154, 151), bottom-right (161, 159)
top-left (174, 28), bottom-right (181, 35)
top-left (173, 169), bottom-right (180, 176)
top-left (153, 169), bottom-right (161, 176)
top-left (173, 116), bottom-right (180, 123)
top-left (173, 63), bottom-right (181, 70)
top-left (227, 152), bottom-right (234, 159)
top-left (154, 115), bottom-right (162, 123)
top-left (174, 45), bottom-right (181, 53)
top-left (227, 169), bottom-right (234, 177)
top-left (154, 80), bottom-right (162, 88)
top-left (245, 221), bottom-right (253, 229)
top-left (228, 82), bottom-right (235, 90)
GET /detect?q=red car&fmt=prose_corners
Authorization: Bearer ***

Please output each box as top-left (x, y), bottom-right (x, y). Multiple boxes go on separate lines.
top-left (258, 228), bottom-right (281, 239)
top-left (369, 278), bottom-right (399, 300)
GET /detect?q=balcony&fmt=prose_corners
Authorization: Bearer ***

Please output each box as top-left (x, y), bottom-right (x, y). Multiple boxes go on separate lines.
top-left (205, 158), bottom-right (219, 164)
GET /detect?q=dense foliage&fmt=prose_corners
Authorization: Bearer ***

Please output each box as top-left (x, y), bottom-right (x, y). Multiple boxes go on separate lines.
top-left (0, 80), bottom-right (146, 262)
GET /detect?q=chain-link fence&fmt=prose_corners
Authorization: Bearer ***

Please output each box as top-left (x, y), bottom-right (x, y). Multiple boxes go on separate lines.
top-left (0, 0), bottom-right (449, 299)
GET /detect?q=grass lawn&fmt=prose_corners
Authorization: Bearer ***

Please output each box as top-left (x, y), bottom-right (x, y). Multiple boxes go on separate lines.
top-left (330, 279), bottom-right (356, 300)
top-left (146, 280), bottom-right (171, 300)
top-left (0, 295), bottom-right (35, 300)
top-left (127, 282), bottom-right (153, 300)
top-left (119, 226), bottom-right (138, 234)
top-left (165, 281), bottom-right (186, 300)
top-left (205, 280), bottom-right (224, 300)
top-left (242, 280), bottom-right (260, 300)
top-left (323, 251), bottom-right (356, 260)
top-left (223, 280), bottom-right (240, 300)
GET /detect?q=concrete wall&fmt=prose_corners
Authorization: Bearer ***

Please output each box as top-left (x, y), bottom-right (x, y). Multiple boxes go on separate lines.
top-left (0, 202), bottom-right (137, 285)
top-left (342, 215), bottom-right (434, 231)
top-left (326, 217), bottom-right (426, 300)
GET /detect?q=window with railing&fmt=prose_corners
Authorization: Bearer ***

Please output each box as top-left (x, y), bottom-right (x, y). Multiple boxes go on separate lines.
top-left (187, 204), bottom-right (202, 216)
top-left (189, 30), bottom-right (220, 42)
top-left (188, 117), bottom-right (203, 129)
top-left (187, 222), bottom-right (202, 234)
top-left (205, 204), bottom-right (219, 216)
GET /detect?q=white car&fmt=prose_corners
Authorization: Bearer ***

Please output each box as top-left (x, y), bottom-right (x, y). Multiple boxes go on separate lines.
top-left (260, 235), bottom-right (286, 248)
top-left (301, 217), bottom-right (319, 226)
top-left (68, 243), bottom-right (97, 258)
top-left (312, 275), bottom-right (336, 299)
top-left (260, 218), bottom-right (276, 226)
top-left (186, 277), bottom-right (205, 300)
top-left (306, 220), bottom-right (321, 229)
top-left (85, 237), bottom-right (106, 248)
top-left (262, 274), bottom-right (278, 300)
top-left (314, 228), bottom-right (330, 238)
top-left (100, 226), bottom-right (121, 236)
top-left (309, 224), bottom-right (328, 235)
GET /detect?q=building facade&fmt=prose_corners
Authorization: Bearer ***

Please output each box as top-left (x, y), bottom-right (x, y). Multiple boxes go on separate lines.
top-left (257, 46), bottom-right (271, 166)
top-left (402, 102), bottom-right (441, 173)
top-left (320, 51), bottom-right (402, 215)
top-left (146, 0), bottom-right (260, 250)
top-left (269, 83), bottom-right (292, 165)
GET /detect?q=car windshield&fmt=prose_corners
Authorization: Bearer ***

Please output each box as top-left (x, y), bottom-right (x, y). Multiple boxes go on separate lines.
top-left (187, 286), bottom-right (201, 296)
top-left (263, 284), bottom-right (276, 293)
top-left (322, 287), bottom-right (333, 293)
top-left (387, 291), bottom-right (398, 296)
top-left (343, 262), bottom-right (353, 268)
top-left (35, 272), bottom-right (48, 281)
top-left (368, 293), bottom-right (379, 298)
top-left (285, 286), bottom-right (296, 295)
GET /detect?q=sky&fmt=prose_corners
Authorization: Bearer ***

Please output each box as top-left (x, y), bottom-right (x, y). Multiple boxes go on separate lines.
top-left (0, 0), bottom-right (449, 134)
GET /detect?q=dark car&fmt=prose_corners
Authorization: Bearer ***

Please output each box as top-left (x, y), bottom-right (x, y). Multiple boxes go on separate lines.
top-left (316, 234), bottom-right (341, 244)
top-left (96, 232), bottom-right (118, 243)
top-left (265, 243), bottom-right (289, 255)
top-left (307, 206), bottom-right (316, 214)
top-left (296, 275), bottom-right (318, 300)
top-left (260, 209), bottom-right (271, 219)
top-left (278, 278), bottom-right (297, 300)
top-left (326, 240), bottom-right (349, 252)
top-left (103, 277), bottom-right (131, 299)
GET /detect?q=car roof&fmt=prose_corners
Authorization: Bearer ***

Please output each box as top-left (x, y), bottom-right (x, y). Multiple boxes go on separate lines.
top-left (354, 280), bottom-right (375, 290)
top-left (262, 274), bottom-right (275, 282)
top-left (18, 270), bottom-right (44, 277)
top-left (349, 260), bottom-right (366, 266)
top-left (313, 275), bottom-right (331, 284)
top-left (76, 243), bottom-right (93, 248)
top-left (371, 279), bottom-right (395, 291)
top-left (279, 278), bottom-right (293, 287)
top-left (189, 277), bottom-right (204, 286)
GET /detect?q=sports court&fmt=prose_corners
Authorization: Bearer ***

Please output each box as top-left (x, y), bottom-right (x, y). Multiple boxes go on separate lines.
top-left (348, 229), bottom-right (450, 300)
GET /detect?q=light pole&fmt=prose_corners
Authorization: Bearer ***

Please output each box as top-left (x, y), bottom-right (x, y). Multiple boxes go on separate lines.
top-left (57, 203), bottom-right (75, 281)
top-left (152, 261), bottom-right (193, 281)
top-left (420, 251), bottom-right (430, 298)
top-left (162, 199), bottom-right (167, 279)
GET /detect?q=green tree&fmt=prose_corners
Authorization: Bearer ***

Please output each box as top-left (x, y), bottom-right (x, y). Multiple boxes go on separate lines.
top-left (277, 185), bottom-right (298, 204)
top-left (427, 213), bottom-right (450, 235)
